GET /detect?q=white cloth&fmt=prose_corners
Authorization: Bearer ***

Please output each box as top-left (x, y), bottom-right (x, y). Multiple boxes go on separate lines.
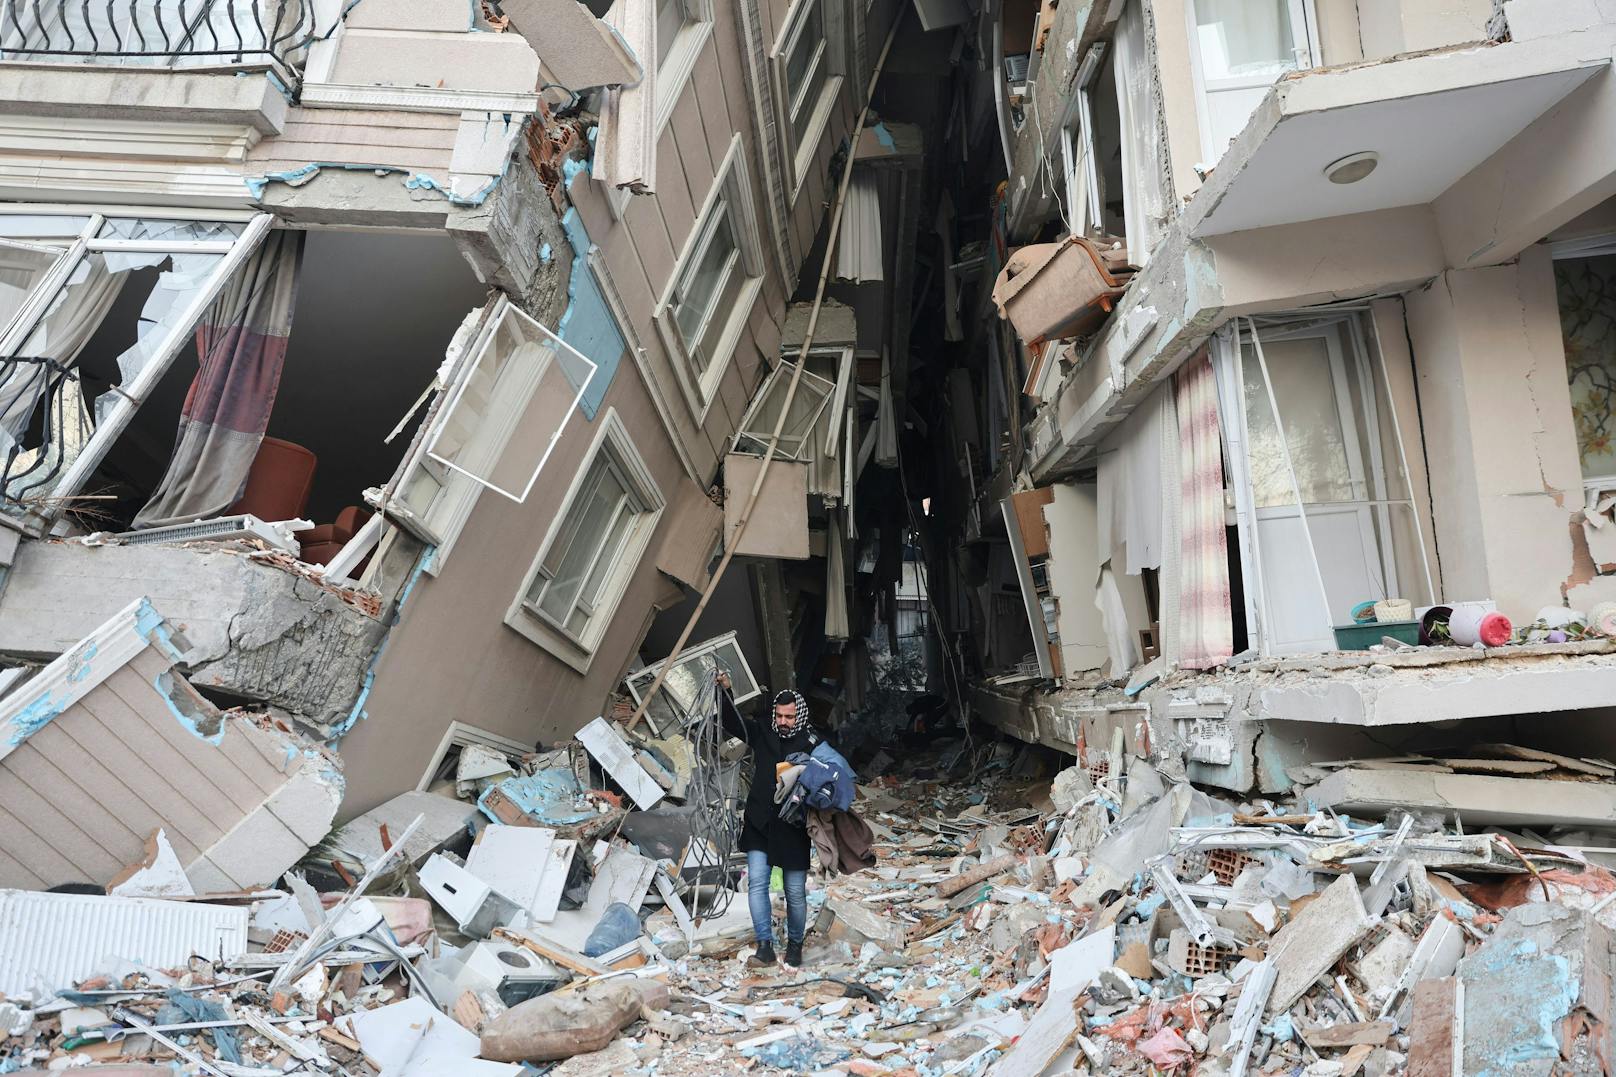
top-left (1096, 382), bottom-right (1169, 575)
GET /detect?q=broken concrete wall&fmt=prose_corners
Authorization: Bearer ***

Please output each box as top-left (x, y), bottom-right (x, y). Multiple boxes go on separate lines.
top-left (1406, 244), bottom-right (1584, 619)
top-left (449, 152), bottom-right (573, 322)
top-left (0, 542), bottom-right (386, 734)
top-left (1356, 0), bottom-right (1494, 59)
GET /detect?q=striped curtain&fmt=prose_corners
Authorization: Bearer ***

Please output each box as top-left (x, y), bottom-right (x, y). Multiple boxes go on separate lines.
top-left (134, 230), bottom-right (304, 528)
top-left (1175, 349), bottom-right (1233, 668)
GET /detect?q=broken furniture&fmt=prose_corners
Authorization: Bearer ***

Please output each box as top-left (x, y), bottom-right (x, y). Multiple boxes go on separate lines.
top-left (298, 505), bottom-right (374, 567)
top-left (990, 234), bottom-right (1134, 344)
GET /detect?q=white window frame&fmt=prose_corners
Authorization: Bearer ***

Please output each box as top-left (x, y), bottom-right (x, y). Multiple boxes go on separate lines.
top-left (623, 629), bottom-right (762, 734)
top-left (1184, 0), bottom-right (1319, 167)
top-left (0, 206), bottom-right (272, 534)
top-left (1054, 43), bottom-right (1105, 237)
top-left (506, 407), bottom-right (666, 672)
top-left (654, 0), bottom-right (714, 134)
top-left (1212, 312), bottom-right (1434, 657)
top-left (604, 0), bottom-right (715, 221)
top-left (416, 722), bottom-right (536, 792)
top-left (769, 0), bottom-right (845, 200)
top-left (379, 295), bottom-right (595, 574)
top-left (653, 135), bottom-right (765, 421)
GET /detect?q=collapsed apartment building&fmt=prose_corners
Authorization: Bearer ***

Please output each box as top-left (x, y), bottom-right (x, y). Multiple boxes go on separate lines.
top-left (6, 0), bottom-right (1616, 1073)
top-left (0, 0), bottom-right (931, 883)
top-left (915, 0), bottom-right (1616, 830)
top-left (3, 0), bottom-right (1616, 875)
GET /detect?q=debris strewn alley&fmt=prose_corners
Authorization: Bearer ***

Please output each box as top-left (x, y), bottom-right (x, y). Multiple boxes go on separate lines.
top-left (9, 705), bottom-right (1616, 1076)
top-left (9, 0), bottom-right (1616, 1074)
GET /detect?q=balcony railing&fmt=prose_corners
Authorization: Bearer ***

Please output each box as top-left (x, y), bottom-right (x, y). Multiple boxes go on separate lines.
top-left (0, 0), bottom-right (326, 81)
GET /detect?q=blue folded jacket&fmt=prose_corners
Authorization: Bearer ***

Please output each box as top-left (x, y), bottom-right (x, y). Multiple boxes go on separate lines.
top-left (785, 742), bottom-right (856, 812)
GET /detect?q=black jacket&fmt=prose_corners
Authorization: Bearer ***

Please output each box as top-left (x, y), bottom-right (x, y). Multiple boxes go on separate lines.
top-left (719, 688), bottom-right (824, 871)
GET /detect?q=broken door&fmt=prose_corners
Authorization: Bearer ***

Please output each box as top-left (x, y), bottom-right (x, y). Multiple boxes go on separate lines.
top-left (1216, 314), bottom-right (1427, 655)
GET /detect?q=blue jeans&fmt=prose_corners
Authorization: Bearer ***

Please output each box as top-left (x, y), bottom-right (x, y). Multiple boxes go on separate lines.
top-left (746, 849), bottom-right (806, 945)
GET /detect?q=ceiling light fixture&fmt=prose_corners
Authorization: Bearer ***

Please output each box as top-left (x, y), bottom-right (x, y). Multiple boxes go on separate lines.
top-left (1324, 151), bottom-right (1379, 185)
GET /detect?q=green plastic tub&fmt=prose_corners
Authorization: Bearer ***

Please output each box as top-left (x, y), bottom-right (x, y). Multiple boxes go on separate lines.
top-left (1332, 619), bottom-right (1421, 651)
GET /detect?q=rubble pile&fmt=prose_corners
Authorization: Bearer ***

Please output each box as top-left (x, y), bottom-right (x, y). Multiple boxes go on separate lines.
top-left (6, 717), bottom-right (1616, 1076)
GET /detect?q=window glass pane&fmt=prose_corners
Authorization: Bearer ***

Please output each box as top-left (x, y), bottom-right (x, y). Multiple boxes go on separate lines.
top-left (784, 0), bottom-right (824, 91)
top-left (0, 242), bottom-right (62, 338)
top-left (100, 218), bottom-right (245, 244)
top-left (696, 246), bottom-right (746, 365)
top-left (0, 216), bottom-right (91, 242)
top-left (532, 459), bottom-right (630, 623)
top-left (674, 209), bottom-right (737, 347)
top-left (657, 0), bottom-right (687, 70)
top-left (1556, 254), bottom-right (1616, 480)
top-left (1241, 335), bottom-right (1355, 508)
top-left (790, 45), bottom-right (828, 140)
top-left (1193, 0), bottom-right (1298, 81)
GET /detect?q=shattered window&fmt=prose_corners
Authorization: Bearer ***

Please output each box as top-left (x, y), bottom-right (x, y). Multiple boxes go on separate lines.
top-left (0, 211), bottom-right (260, 523)
top-left (425, 300), bottom-right (595, 503)
top-left (1555, 254), bottom-right (1616, 481)
top-left (626, 632), bottom-right (761, 727)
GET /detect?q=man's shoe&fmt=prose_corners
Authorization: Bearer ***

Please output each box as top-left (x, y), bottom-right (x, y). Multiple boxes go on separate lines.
top-left (747, 942), bottom-right (777, 967)
top-left (785, 940), bottom-right (804, 968)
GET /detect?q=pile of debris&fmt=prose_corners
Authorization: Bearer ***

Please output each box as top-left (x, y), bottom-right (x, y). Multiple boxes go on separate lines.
top-left (6, 710), bottom-right (1616, 1075)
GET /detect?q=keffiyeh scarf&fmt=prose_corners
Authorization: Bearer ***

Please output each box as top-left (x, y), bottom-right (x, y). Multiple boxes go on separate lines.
top-left (771, 689), bottom-right (810, 738)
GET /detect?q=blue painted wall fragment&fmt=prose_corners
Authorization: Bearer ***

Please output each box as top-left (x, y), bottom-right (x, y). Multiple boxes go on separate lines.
top-left (479, 769), bottom-right (596, 826)
top-left (4, 597), bottom-right (187, 748)
top-left (555, 207), bottom-right (625, 419)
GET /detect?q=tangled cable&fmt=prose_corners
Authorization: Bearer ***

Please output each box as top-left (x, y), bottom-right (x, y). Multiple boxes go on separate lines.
top-left (678, 676), bottom-right (745, 920)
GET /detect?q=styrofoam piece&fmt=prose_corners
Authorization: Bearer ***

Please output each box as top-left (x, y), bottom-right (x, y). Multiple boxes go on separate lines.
top-left (466, 827), bottom-right (556, 914)
top-left (109, 829), bottom-right (194, 898)
top-left (1049, 923), bottom-right (1116, 994)
top-left (0, 890), bottom-right (247, 995)
top-left (338, 997), bottom-right (522, 1076)
top-left (577, 717), bottom-right (665, 809)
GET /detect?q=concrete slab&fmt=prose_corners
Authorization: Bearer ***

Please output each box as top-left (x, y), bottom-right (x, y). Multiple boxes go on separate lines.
top-left (1307, 768), bottom-right (1616, 828)
top-left (1265, 873), bottom-right (1373, 1014)
top-left (0, 541), bottom-right (385, 731)
top-left (1458, 904), bottom-right (1614, 1075)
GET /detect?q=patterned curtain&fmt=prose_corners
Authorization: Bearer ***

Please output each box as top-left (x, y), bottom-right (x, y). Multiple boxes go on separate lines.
top-left (1175, 348), bottom-right (1233, 668)
top-left (134, 230), bottom-right (304, 528)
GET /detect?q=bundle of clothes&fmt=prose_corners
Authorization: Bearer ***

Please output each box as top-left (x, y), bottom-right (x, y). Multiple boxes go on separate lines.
top-left (774, 738), bottom-right (875, 874)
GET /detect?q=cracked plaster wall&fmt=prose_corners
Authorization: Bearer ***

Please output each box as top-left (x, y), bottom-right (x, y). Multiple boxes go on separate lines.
top-left (1408, 244), bottom-right (1586, 617)
top-left (0, 542), bottom-right (385, 733)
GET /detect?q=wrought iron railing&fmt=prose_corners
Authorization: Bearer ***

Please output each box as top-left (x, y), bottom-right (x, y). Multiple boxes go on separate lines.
top-left (0, 355), bottom-right (93, 522)
top-left (0, 0), bottom-right (325, 78)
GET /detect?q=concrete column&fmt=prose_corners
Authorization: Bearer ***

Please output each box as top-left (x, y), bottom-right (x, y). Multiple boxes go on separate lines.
top-left (1405, 244), bottom-right (1584, 620)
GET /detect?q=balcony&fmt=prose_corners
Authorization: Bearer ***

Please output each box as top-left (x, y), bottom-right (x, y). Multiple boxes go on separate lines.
top-left (0, 0), bottom-right (330, 87)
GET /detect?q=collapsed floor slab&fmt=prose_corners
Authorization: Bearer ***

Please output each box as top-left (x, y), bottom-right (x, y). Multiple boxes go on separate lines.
top-left (0, 598), bottom-right (343, 892)
top-left (1305, 767), bottom-right (1616, 829)
top-left (0, 540), bottom-right (386, 733)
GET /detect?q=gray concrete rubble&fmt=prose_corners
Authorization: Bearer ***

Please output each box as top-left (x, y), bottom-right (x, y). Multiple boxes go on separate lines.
top-left (4, 715), bottom-right (1616, 1076)
top-left (0, 539), bottom-right (387, 734)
